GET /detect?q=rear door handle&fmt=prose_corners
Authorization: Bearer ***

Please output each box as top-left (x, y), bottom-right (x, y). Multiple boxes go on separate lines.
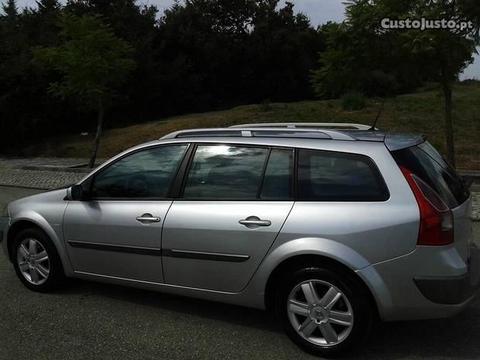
top-left (239, 216), bottom-right (271, 228)
top-left (136, 213), bottom-right (161, 224)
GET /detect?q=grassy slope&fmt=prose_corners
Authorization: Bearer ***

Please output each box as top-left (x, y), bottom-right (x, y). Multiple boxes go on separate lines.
top-left (24, 83), bottom-right (480, 170)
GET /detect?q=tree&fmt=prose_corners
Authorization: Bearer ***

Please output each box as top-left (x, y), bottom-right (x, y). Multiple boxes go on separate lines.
top-left (311, 2), bottom-right (427, 99)
top-left (0, 0), bottom-right (29, 143)
top-left (249, 0), bottom-right (323, 102)
top-left (64, 0), bottom-right (159, 120)
top-left (0, 0), bottom-right (324, 154)
top-left (2, 0), bottom-right (17, 16)
top-left (34, 14), bottom-right (135, 167)
top-left (374, 0), bottom-right (478, 167)
top-left (312, 0), bottom-right (478, 167)
top-left (155, 0), bottom-right (323, 113)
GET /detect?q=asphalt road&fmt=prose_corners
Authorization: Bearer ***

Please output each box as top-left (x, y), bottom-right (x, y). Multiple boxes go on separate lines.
top-left (1, 186), bottom-right (480, 360)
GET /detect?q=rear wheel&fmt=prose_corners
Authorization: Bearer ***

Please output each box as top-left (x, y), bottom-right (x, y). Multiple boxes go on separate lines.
top-left (276, 266), bottom-right (373, 357)
top-left (12, 228), bottom-right (65, 292)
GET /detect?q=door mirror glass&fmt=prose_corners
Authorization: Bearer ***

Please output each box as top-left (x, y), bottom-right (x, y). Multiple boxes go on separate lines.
top-left (70, 184), bottom-right (86, 201)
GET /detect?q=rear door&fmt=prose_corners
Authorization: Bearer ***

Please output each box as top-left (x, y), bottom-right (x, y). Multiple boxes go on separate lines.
top-left (162, 144), bottom-right (294, 292)
top-left (392, 141), bottom-right (472, 259)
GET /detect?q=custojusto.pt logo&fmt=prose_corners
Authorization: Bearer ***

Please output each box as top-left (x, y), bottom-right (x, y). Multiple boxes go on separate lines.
top-left (381, 17), bottom-right (474, 32)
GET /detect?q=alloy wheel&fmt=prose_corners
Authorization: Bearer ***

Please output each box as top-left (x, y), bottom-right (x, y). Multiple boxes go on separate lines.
top-left (16, 238), bottom-right (50, 286)
top-left (287, 279), bottom-right (354, 347)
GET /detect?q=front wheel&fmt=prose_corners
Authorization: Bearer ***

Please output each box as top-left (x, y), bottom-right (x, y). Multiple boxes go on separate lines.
top-left (276, 266), bottom-right (373, 357)
top-left (12, 228), bottom-right (65, 292)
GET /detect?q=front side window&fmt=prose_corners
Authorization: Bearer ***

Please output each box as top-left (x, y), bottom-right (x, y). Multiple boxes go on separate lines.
top-left (183, 145), bottom-right (269, 200)
top-left (91, 144), bottom-right (188, 199)
top-left (298, 149), bottom-right (389, 201)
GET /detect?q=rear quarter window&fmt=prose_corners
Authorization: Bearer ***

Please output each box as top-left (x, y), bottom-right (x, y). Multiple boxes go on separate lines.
top-left (297, 149), bottom-right (389, 201)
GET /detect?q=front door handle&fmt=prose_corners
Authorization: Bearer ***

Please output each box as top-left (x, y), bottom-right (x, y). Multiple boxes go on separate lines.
top-left (136, 213), bottom-right (161, 224)
top-left (239, 216), bottom-right (271, 228)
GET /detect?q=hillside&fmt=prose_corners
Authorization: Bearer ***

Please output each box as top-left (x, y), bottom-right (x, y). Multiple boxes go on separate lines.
top-left (23, 83), bottom-right (480, 170)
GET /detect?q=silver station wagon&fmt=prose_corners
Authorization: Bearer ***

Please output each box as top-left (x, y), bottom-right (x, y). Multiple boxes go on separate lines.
top-left (2, 123), bottom-right (479, 356)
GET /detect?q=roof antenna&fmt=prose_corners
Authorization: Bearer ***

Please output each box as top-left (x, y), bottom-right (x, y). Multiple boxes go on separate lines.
top-left (370, 98), bottom-right (385, 131)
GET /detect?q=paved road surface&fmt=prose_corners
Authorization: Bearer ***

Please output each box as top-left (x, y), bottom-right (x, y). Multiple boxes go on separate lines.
top-left (0, 186), bottom-right (42, 207)
top-left (1, 186), bottom-right (479, 360)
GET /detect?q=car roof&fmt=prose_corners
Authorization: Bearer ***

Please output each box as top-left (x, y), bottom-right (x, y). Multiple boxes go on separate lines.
top-left (160, 123), bottom-right (425, 151)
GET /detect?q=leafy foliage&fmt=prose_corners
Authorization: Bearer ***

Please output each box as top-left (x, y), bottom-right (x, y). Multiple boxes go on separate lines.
top-left (34, 14), bottom-right (135, 109)
top-left (341, 92), bottom-right (366, 111)
top-left (1, 0), bottom-right (479, 167)
top-left (33, 13), bottom-right (135, 167)
top-left (311, 0), bottom-right (479, 166)
top-left (311, 2), bottom-right (427, 98)
top-left (0, 0), bottom-right (324, 152)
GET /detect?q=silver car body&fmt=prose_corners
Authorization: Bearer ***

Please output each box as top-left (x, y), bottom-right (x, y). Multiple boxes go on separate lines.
top-left (2, 127), bottom-right (478, 322)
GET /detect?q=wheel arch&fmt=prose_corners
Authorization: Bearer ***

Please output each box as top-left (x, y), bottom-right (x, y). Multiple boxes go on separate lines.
top-left (7, 219), bottom-right (50, 260)
top-left (264, 254), bottom-right (379, 319)
top-left (6, 217), bottom-right (73, 276)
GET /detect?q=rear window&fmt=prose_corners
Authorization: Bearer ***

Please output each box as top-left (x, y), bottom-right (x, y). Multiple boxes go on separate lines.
top-left (297, 149), bottom-right (389, 201)
top-left (392, 142), bottom-right (469, 208)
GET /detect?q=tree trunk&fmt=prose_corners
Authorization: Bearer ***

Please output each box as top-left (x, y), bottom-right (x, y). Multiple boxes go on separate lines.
top-left (441, 82), bottom-right (455, 168)
top-left (89, 99), bottom-right (104, 169)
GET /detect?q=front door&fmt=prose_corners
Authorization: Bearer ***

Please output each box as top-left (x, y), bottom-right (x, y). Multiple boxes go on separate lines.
top-left (64, 143), bottom-right (189, 283)
top-left (162, 144), bottom-right (294, 292)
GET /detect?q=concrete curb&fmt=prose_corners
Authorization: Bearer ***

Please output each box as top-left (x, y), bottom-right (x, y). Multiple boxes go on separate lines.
top-left (13, 166), bottom-right (479, 177)
top-left (458, 170), bottom-right (480, 177)
top-left (0, 164), bottom-right (478, 222)
top-left (20, 165), bottom-right (92, 174)
top-left (7, 166), bottom-right (479, 177)
top-left (459, 171), bottom-right (480, 184)
top-left (0, 183), bottom-right (52, 191)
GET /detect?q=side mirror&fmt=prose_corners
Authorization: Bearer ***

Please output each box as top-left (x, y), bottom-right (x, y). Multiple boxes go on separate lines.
top-left (71, 184), bottom-right (87, 201)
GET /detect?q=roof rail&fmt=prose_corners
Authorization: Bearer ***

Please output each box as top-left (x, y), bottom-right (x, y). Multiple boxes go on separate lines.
top-left (161, 127), bottom-right (356, 141)
top-left (230, 122), bottom-right (373, 130)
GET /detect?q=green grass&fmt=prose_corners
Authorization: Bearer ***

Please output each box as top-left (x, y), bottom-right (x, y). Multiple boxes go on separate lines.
top-left (23, 82), bottom-right (480, 170)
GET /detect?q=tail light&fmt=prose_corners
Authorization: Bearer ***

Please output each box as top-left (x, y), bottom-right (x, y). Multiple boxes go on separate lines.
top-left (400, 167), bottom-right (454, 246)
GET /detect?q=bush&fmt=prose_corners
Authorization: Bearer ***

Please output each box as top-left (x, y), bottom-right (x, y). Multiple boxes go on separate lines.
top-left (341, 92), bottom-right (366, 111)
top-left (460, 79), bottom-right (480, 86)
top-left (259, 99), bottom-right (272, 112)
top-left (366, 70), bottom-right (398, 97)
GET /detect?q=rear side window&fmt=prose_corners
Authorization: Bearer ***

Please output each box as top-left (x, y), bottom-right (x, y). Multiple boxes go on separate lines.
top-left (392, 142), bottom-right (469, 208)
top-left (182, 145), bottom-right (293, 200)
top-left (183, 145), bottom-right (269, 200)
top-left (297, 149), bottom-right (389, 201)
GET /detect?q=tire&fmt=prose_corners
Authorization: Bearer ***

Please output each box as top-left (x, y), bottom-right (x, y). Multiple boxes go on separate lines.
top-left (275, 265), bottom-right (373, 357)
top-left (12, 227), bottom-right (65, 292)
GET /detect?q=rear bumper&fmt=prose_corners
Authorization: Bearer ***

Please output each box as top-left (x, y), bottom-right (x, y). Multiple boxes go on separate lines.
top-left (414, 254), bottom-right (480, 305)
top-left (357, 244), bottom-right (480, 321)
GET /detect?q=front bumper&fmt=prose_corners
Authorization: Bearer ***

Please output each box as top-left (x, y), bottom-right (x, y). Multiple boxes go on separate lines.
top-left (357, 244), bottom-right (480, 321)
